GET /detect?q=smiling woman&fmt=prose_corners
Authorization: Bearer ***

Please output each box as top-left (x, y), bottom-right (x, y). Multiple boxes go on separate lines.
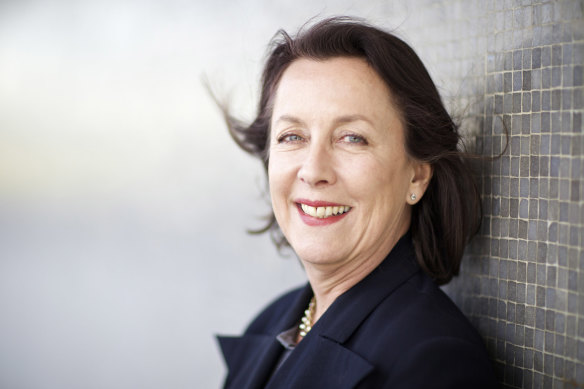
top-left (216, 17), bottom-right (497, 388)
top-left (268, 57), bottom-right (431, 304)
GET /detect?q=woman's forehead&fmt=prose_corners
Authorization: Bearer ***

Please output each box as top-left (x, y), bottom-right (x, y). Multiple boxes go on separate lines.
top-left (271, 57), bottom-right (400, 125)
top-left (275, 59), bottom-right (387, 103)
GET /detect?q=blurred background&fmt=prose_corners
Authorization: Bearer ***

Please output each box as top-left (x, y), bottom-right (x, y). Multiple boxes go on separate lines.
top-left (0, 1), bottom-right (422, 388)
top-left (10, 1), bottom-right (581, 388)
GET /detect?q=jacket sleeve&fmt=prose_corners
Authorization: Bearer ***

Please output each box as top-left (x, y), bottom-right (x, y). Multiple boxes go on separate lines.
top-left (382, 336), bottom-right (498, 389)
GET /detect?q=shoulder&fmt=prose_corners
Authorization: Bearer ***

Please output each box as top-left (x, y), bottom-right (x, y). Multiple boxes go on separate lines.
top-left (244, 284), bottom-right (307, 336)
top-left (385, 335), bottom-right (497, 388)
top-left (372, 270), bottom-right (485, 345)
top-left (349, 272), bottom-right (497, 388)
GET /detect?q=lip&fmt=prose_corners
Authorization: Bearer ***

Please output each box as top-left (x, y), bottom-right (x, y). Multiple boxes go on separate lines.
top-left (295, 198), bottom-right (348, 207)
top-left (295, 199), bottom-right (351, 226)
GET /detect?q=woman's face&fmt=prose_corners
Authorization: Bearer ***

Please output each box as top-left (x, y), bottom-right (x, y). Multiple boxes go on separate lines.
top-left (268, 57), bottom-right (429, 268)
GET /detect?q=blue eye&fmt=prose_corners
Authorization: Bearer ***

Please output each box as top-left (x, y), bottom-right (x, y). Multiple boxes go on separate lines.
top-left (342, 134), bottom-right (367, 144)
top-left (278, 133), bottom-right (303, 143)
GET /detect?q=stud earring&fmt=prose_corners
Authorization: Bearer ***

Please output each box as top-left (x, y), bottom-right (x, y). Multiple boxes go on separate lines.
top-left (410, 193), bottom-right (417, 201)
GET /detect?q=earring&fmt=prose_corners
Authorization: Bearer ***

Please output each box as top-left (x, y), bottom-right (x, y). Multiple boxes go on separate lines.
top-left (410, 193), bottom-right (417, 201)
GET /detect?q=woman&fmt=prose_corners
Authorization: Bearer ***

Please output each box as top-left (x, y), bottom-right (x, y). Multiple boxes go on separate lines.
top-left (217, 17), bottom-right (497, 388)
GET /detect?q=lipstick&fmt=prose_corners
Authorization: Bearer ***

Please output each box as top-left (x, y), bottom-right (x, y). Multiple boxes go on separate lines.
top-left (295, 199), bottom-right (351, 226)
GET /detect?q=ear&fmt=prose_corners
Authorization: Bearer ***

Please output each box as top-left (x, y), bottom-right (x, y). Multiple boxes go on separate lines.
top-left (407, 162), bottom-right (432, 205)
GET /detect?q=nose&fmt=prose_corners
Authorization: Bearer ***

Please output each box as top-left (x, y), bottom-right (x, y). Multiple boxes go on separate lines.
top-left (297, 141), bottom-right (336, 187)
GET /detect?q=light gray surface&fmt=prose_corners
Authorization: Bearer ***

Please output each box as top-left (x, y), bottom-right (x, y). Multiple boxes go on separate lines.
top-left (0, 1), bottom-right (405, 388)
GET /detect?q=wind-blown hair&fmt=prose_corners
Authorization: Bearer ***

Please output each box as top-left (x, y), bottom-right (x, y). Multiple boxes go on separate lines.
top-left (219, 17), bottom-right (482, 285)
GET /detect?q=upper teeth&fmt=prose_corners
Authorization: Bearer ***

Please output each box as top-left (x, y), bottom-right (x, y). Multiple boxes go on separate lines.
top-left (300, 204), bottom-right (351, 218)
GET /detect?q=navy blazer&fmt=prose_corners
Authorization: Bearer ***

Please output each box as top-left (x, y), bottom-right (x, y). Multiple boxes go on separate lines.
top-left (218, 236), bottom-right (497, 388)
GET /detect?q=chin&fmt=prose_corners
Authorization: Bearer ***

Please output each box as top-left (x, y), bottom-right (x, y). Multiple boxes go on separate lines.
top-left (292, 243), bottom-right (344, 266)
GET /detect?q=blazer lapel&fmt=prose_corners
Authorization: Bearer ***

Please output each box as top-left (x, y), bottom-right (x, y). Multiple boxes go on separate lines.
top-left (217, 285), bottom-right (314, 389)
top-left (316, 234), bottom-right (420, 344)
top-left (266, 334), bottom-right (374, 389)
top-left (217, 334), bottom-right (282, 389)
top-left (266, 234), bottom-right (420, 389)
top-left (218, 234), bottom-right (420, 389)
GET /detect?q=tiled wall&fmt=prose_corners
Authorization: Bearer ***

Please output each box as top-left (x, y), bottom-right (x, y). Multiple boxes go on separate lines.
top-left (415, 1), bottom-right (584, 388)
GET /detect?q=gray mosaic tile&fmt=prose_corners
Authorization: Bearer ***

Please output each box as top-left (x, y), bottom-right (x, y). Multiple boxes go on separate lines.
top-left (415, 2), bottom-right (584, 387)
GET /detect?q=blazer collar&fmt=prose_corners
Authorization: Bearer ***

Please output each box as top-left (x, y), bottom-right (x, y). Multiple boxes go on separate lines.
top-left (313, 233), bottom-right (419, 343)
top-left (217, 283), bottom-right (313, 389)
top-left (217, 334), bottom-right (280, 389)
top-left (218, 233), bottom-right (420, 389)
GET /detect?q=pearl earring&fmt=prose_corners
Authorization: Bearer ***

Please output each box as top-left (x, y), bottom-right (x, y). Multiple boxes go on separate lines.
top-left (410, 193), bottom-right (417, 201)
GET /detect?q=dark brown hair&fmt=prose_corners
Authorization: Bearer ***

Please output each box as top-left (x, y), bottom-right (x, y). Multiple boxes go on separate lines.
top-left (219, 17), bottom-right (482, 285)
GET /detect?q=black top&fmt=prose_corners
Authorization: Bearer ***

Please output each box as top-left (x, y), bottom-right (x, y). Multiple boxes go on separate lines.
top-left (218, 234), bottom-right (498, 388)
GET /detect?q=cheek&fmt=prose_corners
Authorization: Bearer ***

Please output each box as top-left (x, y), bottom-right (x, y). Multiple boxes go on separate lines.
top-left (348, 158), bottom-right (410, 204)
top-left (267, 158), bottom-right (296, 234)
top-left (268, 157), bottom-right (289, 205)
top-left (267, 162), bottom-right (278, 200)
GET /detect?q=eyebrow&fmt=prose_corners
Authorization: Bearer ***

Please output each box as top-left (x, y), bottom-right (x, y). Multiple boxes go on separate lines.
top-left (274, 115), bottom-right (305, 126)
top-left (274, 114), bottom-right (374, 126)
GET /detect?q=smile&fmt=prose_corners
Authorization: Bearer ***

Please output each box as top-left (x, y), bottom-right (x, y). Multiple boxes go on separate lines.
top-left (299, 203), bottom-right (352, 219)
top-left (295, 200), bottom-right (352, 226)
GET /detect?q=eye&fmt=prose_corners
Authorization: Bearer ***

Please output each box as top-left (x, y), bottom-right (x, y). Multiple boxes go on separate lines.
top-left (341, 134), bottom-right (368, 145)
top-left (277, 133), bottom-right (304, 143)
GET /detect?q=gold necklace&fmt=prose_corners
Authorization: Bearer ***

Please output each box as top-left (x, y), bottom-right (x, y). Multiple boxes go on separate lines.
top-left (298, 296), bottom-right (316, 338)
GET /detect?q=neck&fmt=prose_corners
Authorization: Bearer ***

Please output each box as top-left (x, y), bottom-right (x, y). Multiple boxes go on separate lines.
top-left (303, 233), bottom-right (404, 323)
top-left (306, 261), bottom-right (374, 322)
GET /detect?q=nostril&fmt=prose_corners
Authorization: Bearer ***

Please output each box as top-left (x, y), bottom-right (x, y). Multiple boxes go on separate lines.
top-left (296, 147), bottom-right (336, 186)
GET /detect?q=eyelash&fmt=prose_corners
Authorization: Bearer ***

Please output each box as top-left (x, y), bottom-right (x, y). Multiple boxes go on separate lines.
top-left (276, 132), bottom-right (368, 145)
top-left (341, 134), bottom-right (368, 145)
top-left (277, 133), bottom-right (304, 143)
